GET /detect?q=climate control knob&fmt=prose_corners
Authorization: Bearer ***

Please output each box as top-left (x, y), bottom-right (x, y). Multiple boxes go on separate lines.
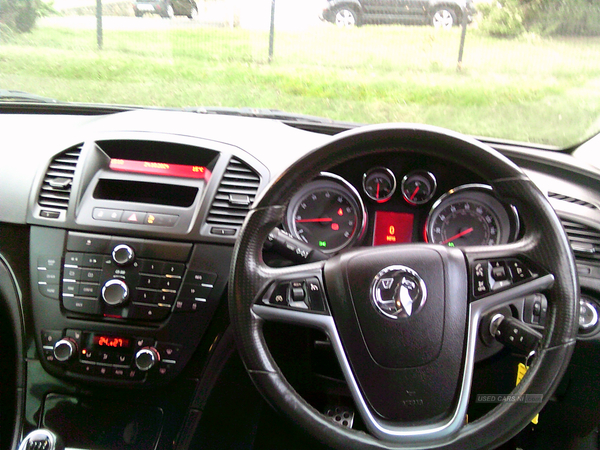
top-left (112, 244), bottom-right (135, 266)
top-left (135, 347), bottom-right (160, 371)
top-left (53, 338), bottom-right (77, 362)
top-left (102, 279), bottom-right (129, 306)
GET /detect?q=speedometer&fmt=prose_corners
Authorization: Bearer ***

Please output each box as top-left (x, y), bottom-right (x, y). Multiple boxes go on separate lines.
top-left (286, 174), bottom-right (367, 253)
top-left (426, 184), bottom-right (518, 247)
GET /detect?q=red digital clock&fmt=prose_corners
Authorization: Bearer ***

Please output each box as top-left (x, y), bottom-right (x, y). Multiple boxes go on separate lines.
top-left (93, 335), bottom-right (131, 349)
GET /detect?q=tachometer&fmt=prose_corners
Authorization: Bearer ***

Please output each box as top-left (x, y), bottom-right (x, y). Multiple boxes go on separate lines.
top-left (426, 184), bottom-right (518, 247)
top-left (286, 174), bottom-right (367, 253)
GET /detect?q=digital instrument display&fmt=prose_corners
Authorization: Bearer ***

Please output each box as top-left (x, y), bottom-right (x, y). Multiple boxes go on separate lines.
top-left (373, 211), bottom-right (414, 245)
top-left (110, 158), bottom-right (211, 180)
top-left (93, 335), bottom-right (131, 349)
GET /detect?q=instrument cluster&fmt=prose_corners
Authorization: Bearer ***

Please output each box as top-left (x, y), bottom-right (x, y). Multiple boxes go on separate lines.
top-left (283, 157), bottom-right (520, 254)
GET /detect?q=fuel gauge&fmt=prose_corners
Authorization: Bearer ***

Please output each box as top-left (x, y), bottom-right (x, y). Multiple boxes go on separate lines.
top-left (401, 171), bottom-right (437, 205)
top-left (363, 167), bottom-right (396, 203)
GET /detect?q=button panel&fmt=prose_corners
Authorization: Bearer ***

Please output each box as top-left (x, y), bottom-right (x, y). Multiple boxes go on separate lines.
top-left (40, 329), bottom-right (186, 383)
top-left (471, 258), bottom-right (536, 299)
top-left (261, 277), bottom-right (327, 313)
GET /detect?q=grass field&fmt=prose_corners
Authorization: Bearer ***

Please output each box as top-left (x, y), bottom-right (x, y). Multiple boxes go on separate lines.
top-left (1, 21), bottom-right (600, 146)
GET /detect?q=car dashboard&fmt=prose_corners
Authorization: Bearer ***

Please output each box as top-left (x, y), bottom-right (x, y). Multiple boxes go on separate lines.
top-left (1, 107), bottom-right (600, 450)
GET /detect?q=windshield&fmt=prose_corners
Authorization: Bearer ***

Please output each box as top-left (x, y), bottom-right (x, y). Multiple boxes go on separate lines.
top-left (1, 0), bottom-right (599, 147)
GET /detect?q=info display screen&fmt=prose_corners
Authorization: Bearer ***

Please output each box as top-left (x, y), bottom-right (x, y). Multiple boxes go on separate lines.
top-left (93, 335), bottom-right (131, 349)
top-left (373, 211), bottom-right (414, 246)
top-left (109, 158), bottom-right (210, 180)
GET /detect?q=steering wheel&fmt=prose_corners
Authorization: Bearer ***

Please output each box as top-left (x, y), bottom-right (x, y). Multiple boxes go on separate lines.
top-left (229, 124), bottom-right (579, 449)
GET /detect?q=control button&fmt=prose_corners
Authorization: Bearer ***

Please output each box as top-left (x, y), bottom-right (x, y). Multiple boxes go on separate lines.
top-left (508, 260), bottom-right (532, 282)
top-left (78, 283), bottom-right (100, 297)
top-left (53, 338), bottom-right (77, 362)
top-left (267, 283), bottom-right (289, 307)
top-left (472, 262), bottom-right (489, 297)
top-left (184, 271), bottom-right (217, 286)
top-left (490, 261), bottom-right (508, 281)
top-left (41, 330), bottom-right (63, 346)
top-left (134, 337), bottom-right (155, 349)
top-left (97, 366), bottom-right (111, 377)
top-left (135, 347), bottom-right (160, 371)
top-left (73, 363), bottom-right (97, 376)
top-left (115, 353), bottom-right (132, 366)
top-left (97, 351), bottom-right (112, 365)
top-left (102, 279), bottom-right (130, 306)
top-left (80, 348), bottom-right (95, 363)
top-left (163, 263), bottom-right (185, 277)
top-left (63, 267), bottom-right (81, 281)
top-left (82, 254), bottom-right (103, 268)
top-left (65, 252), bottom-right (83, 266)
top-left (67, 232), bottom-right (111, 253)
top-left (38, 256), bottom-right (60, 270)
top-left (179, 284), bottom-right (211, 301)
top-left (145, 213), bottom-right (179, 227)
top-left (139, 275), bottom-right (161, 289)
top-left (173, 297), bottom-right (204, 312)
top-left (63, 297), bottom-right (101, 315)
top-left (130, 303), bottom-right (170, 320)
top-left (579, 299), bottom-right (599, 331)
top-left (156, 361), bottom-right (175, 377)
top-left (127, 368), bottom-right (144, 381)
top-left (306, 278), bottom-right (327, 312)
top-left (65, 329), bottom-right (83, 342)
top-left (155, 291), bottom-right (176, 305)
top-left (290, 281), bottom-right (306, 303)
top-left (62, 281), bottom-right (78, 295)
top-left (155, 342), bottom-right (182, 362)
top-left (112, 244), bottom-right (136, 266)
top-left (135, 289), bottom-right (158, 304)
top-left (81, 269), bottom-right (101, 283)
top-left (39, 284), bottom-right (60, 299)
top-left (40, 210), bottom-right (60, 219)
top-left (40, 270), bottom-right (61, 284)
top-left (43, 347), bottom-right (57, 363)
top-left (160, 277), bottom-right (181, 290)
top-left (93, 208), bottom-right (123, 222)
top-left (211, 227), bottom-right (236, 236)
top-left (140, 260), bottom-right (164, 275)
top-left (121, 211), bottom-right (147, 224)
top-left (112, 367), bottom-right (127, 379)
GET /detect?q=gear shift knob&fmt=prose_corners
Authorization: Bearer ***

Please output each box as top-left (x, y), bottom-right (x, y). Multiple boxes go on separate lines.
top-left (18, 429), bottom-right (63, 450)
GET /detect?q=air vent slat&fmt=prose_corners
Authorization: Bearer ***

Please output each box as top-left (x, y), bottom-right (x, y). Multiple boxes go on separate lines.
top-left (549, 192), bottom-right (598, 210)
top-left (206, 157), bottom-right (260, 228)
top-left (37, 145), bottom-right (82, 212)
top-left (560, 218), bottom-right (600, 262)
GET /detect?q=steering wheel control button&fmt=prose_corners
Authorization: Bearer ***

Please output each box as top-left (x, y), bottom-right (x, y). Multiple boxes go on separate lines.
top-left (579, 298), bottom-right (599, 332)
top-left (102, 279), bottom-right (130, 306)
top-left (306, 278), bottom-right (327, 312)
top-left (508, 259), bottom-right (532, 282)
top-left (523, 294), bottom-right (548, 325)
top-left (112, 244), bottom-right (136, 266)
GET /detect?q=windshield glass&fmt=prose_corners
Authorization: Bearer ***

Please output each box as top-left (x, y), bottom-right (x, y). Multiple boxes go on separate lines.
top-left (1, 0), bottom-right (599, 147)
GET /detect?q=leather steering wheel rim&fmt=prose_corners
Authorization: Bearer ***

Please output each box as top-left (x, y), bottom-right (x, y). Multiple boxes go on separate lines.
top-left (229, 124), bottom-right (579, 450)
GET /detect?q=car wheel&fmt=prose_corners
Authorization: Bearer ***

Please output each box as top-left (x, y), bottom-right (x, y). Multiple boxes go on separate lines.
top-left (188, 5), bottom-right (198, 19)
top-left (333, 7), bottom-right (359, 27)
top-left (432, 7), bottom-right (456, 28)
top-left (163, 4), bottom-right (174, 19)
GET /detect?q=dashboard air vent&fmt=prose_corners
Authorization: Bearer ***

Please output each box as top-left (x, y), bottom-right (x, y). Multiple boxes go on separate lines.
top-left (206, 158), bottom-right (260, 227)
top-left (38, 145), bottom-right (82, 210)
top-left (548, 192), bottom-right (598, 210)
top-left (561, 219), bottom-right (600, 262)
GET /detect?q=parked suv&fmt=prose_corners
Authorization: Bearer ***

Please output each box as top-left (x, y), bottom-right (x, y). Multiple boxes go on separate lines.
top-left (133, 0), bottom-right (198, 19)
top-left (320, 0), bottom-right (475, 28)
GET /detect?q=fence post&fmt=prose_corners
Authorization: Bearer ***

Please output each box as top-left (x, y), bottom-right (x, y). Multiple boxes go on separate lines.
top-left (268, 0), bottom-right (276, 62)
top-left (457, 6), bottom-right (468, 70)
top-left (96, 0), bottom-right (103, 50)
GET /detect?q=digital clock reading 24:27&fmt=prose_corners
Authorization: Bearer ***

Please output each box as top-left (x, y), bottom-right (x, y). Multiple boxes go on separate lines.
top-left (93, 335), bottom-right (131, 349)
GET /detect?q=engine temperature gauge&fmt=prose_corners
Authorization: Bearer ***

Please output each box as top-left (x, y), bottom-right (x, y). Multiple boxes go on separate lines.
top-left (401, 171), bottom-right (437, 205)
top-left (363, 167), bottom-right (396, 203)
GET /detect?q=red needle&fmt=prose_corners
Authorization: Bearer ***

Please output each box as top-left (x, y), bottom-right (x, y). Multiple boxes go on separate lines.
top-left (296, 218), bottom-right (333, 223)
top-left (410, 185), bottom-right (420, 201)
top-left (441, 227), bottom-right (474, 245)
top-left (376, 182), bottom-right (380, 199)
